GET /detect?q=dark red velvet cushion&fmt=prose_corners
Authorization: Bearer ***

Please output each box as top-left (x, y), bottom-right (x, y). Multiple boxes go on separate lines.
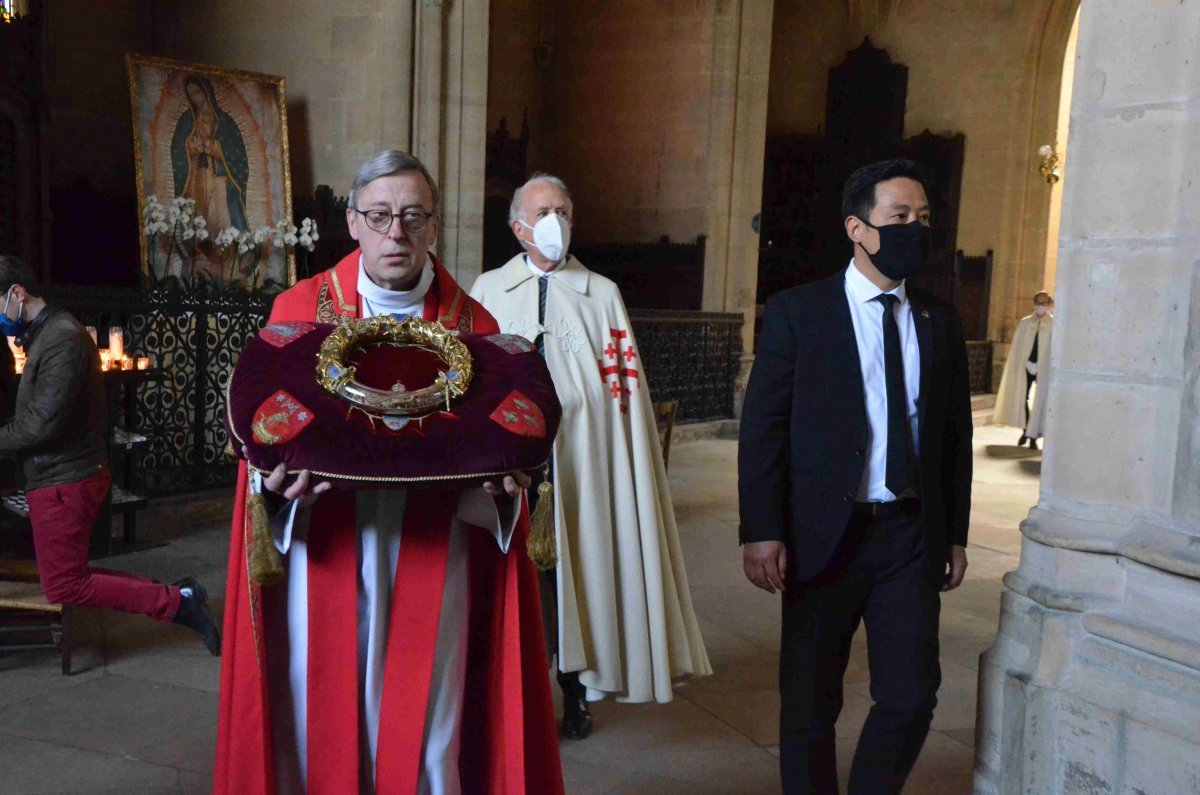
top-left (226, 322), bottom-right (561, 489)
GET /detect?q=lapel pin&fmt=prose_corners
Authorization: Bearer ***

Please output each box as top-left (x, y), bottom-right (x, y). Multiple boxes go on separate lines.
top-left (921, 309), bottom-right (930, 318)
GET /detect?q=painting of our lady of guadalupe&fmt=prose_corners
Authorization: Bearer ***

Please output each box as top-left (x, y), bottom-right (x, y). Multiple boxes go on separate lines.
top-left (128, 54), bottom-right (295, 290)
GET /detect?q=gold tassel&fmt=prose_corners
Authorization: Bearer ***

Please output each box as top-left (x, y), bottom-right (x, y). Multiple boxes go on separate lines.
top-left (526, 480), bottom-right (557, 571)
top-left (247, 492), bottom-right (285, 587)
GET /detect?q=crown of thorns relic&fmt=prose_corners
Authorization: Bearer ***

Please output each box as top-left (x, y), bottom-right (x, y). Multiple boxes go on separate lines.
top-left (315, 315), bottom-right (473, 416)
top-left (226, 319), bottom-right (560, 493)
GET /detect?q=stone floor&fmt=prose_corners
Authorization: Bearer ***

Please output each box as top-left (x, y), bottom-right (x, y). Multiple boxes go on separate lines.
top-left (0, 422), bottom-right (1038, 794)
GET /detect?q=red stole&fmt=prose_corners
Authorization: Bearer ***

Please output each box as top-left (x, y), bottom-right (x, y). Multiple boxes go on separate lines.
top-left (214, 251), bottom-right (563, 794)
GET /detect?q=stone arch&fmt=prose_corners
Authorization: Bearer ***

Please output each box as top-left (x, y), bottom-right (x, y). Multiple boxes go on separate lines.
top-left (989, 0), bottom-right (1081, 347)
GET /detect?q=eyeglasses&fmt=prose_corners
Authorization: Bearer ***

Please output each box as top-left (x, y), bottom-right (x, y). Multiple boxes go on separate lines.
top-left (352, 207), bottom-right (437, 235)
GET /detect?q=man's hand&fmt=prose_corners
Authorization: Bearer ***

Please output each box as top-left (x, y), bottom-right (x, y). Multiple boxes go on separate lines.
top-left (250, 447), bottom-right (331, 507)
top-left (481, 470), bottom-right (531, 500)
top-left (943, 544), bottom-right (968, 592)
top-left (743, 541), bottom-right (788, 594)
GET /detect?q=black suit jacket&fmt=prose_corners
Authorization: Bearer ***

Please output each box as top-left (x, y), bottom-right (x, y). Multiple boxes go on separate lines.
top-left (738, 270), bottom-right (973, 581)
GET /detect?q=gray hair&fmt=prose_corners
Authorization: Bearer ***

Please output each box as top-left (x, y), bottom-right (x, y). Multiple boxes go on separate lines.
top-left (348, 150), bottom-right (440, 213)
top-left (509, 173), bottom-right (572, 225)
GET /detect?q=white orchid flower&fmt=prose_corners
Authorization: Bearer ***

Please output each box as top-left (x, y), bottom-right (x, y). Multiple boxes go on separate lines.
top-left (182, 228), bottom-right (195, 240)
top-left (196, 228), bottom-right (210, 242)
top-left (237, 242), bottom-right (251, 255)
top-left (155, 221), bottom-right (171, 234)
top-left (193, 216), bottom-right (207, 228)
top-left (310, 230), bottom-right (319, 242)
top-left (283, 232), bottom-right (298, 246)
top-left (144, 223), bottom-right (157, 235)
top-left (298, 232), bottom-right (312, 249)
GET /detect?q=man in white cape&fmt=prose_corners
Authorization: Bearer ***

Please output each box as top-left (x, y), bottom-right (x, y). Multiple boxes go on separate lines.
top-left (470, 173), bottom-right (711, 740)
top-left (993, 291), bottom-right (1054, 448)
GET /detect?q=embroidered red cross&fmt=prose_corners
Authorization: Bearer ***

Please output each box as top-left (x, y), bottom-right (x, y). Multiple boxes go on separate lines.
top-left (597, 328), bottom-right (639, 413)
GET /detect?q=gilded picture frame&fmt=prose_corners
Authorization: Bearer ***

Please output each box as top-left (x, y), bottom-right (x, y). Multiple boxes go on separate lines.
top-left (127, 53), bottom-right (296, 290)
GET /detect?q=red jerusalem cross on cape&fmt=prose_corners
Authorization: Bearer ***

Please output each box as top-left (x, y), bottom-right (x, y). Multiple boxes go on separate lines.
top-left (598, 328), bottom-right (640, 413)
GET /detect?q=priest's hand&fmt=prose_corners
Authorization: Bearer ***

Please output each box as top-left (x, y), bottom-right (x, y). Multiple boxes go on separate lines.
top-left (250, 448), bottom-right (331, 507)
top-left (942, 544), bottom-right (968, 592)
top-left (743, 540), bottom-right (788, 594)
top-left (481, 471), bottom-right (531, 500)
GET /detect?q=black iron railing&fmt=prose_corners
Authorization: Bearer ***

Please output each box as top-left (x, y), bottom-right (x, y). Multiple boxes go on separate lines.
top-left (47, 285), bottom-right (271, 495)
top-left (966, 340), bottom-right (993, 395)
top-left (630, 310), bottom-right (743, 424)
top-left (42, 288), bottom-right (744, 494)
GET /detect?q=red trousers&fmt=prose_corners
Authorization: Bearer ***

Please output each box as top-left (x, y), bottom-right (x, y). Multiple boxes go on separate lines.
top-left (28, 471), bottom-right (180, 623)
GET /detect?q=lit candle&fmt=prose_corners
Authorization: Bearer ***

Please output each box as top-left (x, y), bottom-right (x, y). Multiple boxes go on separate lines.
top-left (99, 350), bottom-right (111, 371)
top-left (85, 326), bottom-right (98, 344)
top-left (136, 356), bottom-right (150, 370)
top-left (120, 355), bottom-right (134, 371)
top-left (108, 327), bottom-right (124, 360)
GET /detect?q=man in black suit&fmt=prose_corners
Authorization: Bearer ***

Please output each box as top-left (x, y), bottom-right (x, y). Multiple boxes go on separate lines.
top-left (738, 159), bottom-right (972, 794)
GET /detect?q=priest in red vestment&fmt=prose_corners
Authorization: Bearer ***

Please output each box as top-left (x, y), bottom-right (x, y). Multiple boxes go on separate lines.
top-left (214, 150), bottom-right (564, 795)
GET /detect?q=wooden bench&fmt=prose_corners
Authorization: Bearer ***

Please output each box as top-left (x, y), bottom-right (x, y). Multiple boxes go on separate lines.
top-left (0, 559), bottom-right (74, 675)
top-left (652, 400), bottom-right (681, 470)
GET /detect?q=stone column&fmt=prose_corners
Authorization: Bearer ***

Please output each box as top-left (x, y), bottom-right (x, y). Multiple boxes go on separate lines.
top-left (975, 3), bottom-right (1200, 793)
top-left (703, 0), bottom-right (774, 355)
top-left (436, 0), bottom-right (490, 287)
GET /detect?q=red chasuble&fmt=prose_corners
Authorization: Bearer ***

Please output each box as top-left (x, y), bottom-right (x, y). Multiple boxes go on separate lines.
top-left (214, 251), bottom-right (564, 794)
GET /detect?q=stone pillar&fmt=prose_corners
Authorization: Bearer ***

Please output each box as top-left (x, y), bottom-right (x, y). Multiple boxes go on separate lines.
top-left (435, 0), bottom-right (490, 287)
top-left (703, 0), bottom-right (774, 355)
top-left (975, 3), bottom-right (1200, 793)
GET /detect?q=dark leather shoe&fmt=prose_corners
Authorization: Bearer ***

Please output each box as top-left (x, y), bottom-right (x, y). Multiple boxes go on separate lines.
top-left (1028, 437), bottom-right (1039, 450)
top-left (1017, 434), bottom-right (1027, 446)
top-left (561, 695), bottom-right (593, 740)
top-left (172, 578), bottom-right (222, 656)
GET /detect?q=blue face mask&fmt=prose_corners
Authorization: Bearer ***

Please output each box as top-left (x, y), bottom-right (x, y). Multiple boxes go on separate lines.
top-left (0, 288), bottom-right (29, 338)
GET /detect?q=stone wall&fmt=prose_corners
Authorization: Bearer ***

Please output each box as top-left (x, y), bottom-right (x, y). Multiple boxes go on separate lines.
top-left (975, 1), bottom-right (1200, 791)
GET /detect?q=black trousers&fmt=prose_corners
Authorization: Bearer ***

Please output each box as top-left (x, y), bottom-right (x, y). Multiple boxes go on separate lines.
top-left (779, 510), bottom-right (942, 795)
top-left (1024, 370), bottom-right (1036, 428)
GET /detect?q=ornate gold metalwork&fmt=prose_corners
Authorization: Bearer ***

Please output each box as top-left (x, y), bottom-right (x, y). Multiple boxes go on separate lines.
top-left (315, 315), bottom-right (472, 417)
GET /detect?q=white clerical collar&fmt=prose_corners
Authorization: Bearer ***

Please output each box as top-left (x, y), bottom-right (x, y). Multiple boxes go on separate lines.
top-left (846, 258), bottom-right (907, 305)
top-left (525, 254), bottom-right (564, 279)
top-left (357, 254), bottom-right (435, 312)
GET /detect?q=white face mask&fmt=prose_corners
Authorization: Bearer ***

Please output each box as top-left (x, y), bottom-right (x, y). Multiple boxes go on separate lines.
top-left (1034, 305), bottom-right (1049, 316)
top-left (520, 214), bottom-right (571, 263)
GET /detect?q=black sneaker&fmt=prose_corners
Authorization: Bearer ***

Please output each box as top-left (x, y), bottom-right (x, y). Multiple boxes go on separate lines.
top-left (172, 578), bottom-right (222, 656)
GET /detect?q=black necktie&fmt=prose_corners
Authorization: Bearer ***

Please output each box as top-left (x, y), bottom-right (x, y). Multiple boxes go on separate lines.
top-left (535, 275), bottom-right (548, 358)
top-left (1028, 329), bottom-right (1039, 364)
top-left (873, 293), bottom-right (918, 498)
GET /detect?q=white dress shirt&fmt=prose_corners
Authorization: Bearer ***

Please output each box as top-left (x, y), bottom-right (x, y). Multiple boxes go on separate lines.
top-left (525, 253), bottom-right (564, 279)
top-left (844, 260), bottom-right (921, 502)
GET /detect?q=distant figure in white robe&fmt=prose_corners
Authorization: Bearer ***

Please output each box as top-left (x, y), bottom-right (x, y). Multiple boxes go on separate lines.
top-left (993, 291), bottom-right (1054, 448)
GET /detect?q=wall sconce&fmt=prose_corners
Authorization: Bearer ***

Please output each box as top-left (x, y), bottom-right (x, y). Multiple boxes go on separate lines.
top-left (1038, 143), bottom-right (1062, 185)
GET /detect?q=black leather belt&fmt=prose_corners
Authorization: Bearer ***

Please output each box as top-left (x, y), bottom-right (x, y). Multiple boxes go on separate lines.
top-left (852, 498), bottom-right (922, 517)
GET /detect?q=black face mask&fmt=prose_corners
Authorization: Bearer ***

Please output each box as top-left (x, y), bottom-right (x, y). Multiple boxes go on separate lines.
top-left (858, 218), bottom-right (931, 281)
